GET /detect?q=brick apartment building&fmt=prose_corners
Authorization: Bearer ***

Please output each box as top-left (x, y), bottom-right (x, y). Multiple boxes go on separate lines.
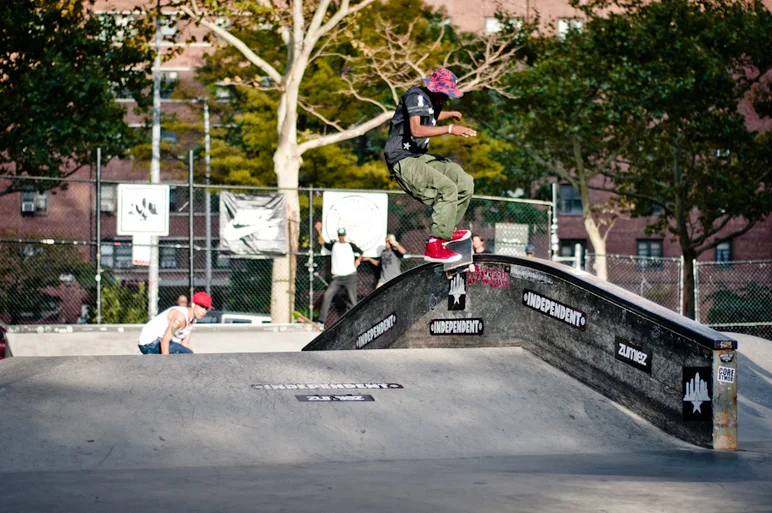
top-left (1, 0), bottom-right (770, 323)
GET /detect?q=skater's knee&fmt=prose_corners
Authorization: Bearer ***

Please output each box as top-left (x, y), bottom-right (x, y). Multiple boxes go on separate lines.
top-left (458, 172), bottom-right (474, 197)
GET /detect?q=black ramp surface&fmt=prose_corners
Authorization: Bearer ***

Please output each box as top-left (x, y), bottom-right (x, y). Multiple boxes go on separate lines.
top-left (0, 348), bottom-right (770, 512)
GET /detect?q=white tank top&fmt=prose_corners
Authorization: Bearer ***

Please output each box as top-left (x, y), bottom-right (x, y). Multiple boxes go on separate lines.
top-left (138, 306), bottom-right (195, 346)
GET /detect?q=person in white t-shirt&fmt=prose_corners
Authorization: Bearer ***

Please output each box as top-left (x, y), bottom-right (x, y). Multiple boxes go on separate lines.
top-left (138, 291), bottom-right (214, 354)
top-left (314, 222), bottom-right (364, 329)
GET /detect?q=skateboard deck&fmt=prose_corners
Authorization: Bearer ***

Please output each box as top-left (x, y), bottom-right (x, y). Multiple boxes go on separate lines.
top-left (443, 237), bottom-right (475, 278)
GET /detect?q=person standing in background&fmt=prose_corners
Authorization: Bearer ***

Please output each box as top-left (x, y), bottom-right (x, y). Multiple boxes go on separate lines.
top-left (364, 234), bottom-right (407, 288)
top-left (472, 234), bottom-right (487, 254)
top-left (315, 222), bottom-right (364, 330)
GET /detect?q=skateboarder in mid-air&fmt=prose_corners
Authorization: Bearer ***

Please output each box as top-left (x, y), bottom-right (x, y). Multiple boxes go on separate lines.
top-left (384, 68), bottom-right (478, 263)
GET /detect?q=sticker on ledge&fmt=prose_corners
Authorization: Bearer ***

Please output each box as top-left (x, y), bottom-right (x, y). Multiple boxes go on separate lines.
top-left (683, 367), bottom-right (712, 422)
top-left (522, 289), bottom-right (587, 331)
top-left (717, 366), bottom-right (735, 384)
top-left (296, 394), bottom-right (375, 402)
top-left (429, 318), bottom-right (484, 336)
top-left (719, 353), bottom-right (735, 363)
top-left (356, 313), bottom-right (397, 349)
top-left (252, 383), bottom-right (403, 390)
top-left (614, 336), bottom-right (652, 374)
top-left (448, 274), bottom-right (466, 311)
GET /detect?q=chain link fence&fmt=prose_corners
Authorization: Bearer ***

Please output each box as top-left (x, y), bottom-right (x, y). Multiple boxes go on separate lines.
top-left (0, 175), bottom-right (551, 326)
top-left (695, 260), bottom-right (772, 340)
top-left (586, 254), bottom-right (684, 314)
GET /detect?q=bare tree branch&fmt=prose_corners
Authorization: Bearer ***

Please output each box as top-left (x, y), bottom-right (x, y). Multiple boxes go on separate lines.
top-left (297, 111), bottom-right (392, 153)
top-left (298, 100), bottom-right (345, 132)
top-left (179, 6), bottom-right (283, 84)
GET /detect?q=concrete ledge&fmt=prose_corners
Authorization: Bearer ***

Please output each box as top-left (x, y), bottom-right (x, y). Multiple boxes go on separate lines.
top-left (5, 323), bottom-right (316, 356)
top-left (304, 255), bottom-right (738, 450)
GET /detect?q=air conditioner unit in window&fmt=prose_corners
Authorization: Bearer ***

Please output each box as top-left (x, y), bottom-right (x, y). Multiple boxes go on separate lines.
top-left (21, 200), bottom-right (35, 213)
top-left (100, 198), bottom-right (115, 213)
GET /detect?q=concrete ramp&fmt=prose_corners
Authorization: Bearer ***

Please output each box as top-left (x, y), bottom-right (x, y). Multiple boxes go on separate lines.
top-left (0, 349), bottom-right (770, 512)
top-left (0, 348), bottom-right (680, 473)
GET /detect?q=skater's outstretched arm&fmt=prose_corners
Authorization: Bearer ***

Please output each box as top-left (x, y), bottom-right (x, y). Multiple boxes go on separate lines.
top-left (409, 116), bottom-right (477, 139)
top-left (437, 111), bottom-right (463, 121)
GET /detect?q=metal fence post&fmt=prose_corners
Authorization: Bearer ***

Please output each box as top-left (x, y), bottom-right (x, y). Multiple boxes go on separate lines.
top-left (574, 242), bottom-right (582, 270)
top-left (550, 183), bottom-right (559, 261)
top-left (678, 255), bottom-right (684, 316)
top-left (693, 260), bottom-right (700, 323)
top-left (308, 187), bottom-right (314, 320)
top-left (96, 148), bottom-right (102, 325)
top-left (188, 151), bottom-right (195, 299)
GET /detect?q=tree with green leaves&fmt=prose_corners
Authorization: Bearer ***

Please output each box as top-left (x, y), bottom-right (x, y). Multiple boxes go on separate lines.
top-left (0, 0), bottom-right (154, 195)
top-left (171, 0), bottom-right (523, 321)
top-left (499, 24), bottom-right (633, 279)
top-left (0, 241), bottom-right (92, 324)
top-left (579, 0), bottom-right (772, 317)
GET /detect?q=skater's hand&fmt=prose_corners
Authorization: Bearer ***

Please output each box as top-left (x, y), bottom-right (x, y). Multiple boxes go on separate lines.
top-left (450, 125), bottom-right (477, 138)
top-left (314, 221), bottom-right (322, 232)
top-left (447, 111), bottom-right (463, 120)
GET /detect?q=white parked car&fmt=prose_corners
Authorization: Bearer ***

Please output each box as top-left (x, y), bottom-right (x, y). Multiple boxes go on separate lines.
top-left (198, 310), bottom-right (271, 325)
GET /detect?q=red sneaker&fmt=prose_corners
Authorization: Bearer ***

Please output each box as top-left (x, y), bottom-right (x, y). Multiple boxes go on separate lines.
top-left (424, 238), bottom-right (462, 263)
top-left (449, 229), bottom-right (472, 242)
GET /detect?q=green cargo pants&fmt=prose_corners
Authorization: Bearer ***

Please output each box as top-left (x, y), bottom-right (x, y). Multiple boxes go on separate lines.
top-left (392, 154), bottom-right (474, 240)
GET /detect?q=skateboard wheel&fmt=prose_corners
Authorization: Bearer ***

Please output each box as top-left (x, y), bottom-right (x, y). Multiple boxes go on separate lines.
top-left (469, 264), bottom-right (475, 272)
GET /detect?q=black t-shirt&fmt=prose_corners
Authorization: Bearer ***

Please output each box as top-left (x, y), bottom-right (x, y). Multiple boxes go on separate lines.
top-left (383, 86), bottom-right (443, 168)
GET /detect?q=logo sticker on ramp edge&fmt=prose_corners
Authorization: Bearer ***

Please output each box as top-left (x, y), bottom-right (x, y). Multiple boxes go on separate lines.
top-left (719, 352), bottom-right (735, 363)
top-left (356, 313), bottom-right (397, 349)
top-left (683, 367), bottom-right (712, 422)
top-left (429, 318), bottom-right (484, 336)
top-left (296, 394), bottom-right (375, 402)
top-left (448, 274), bottom-right (466, 311)
top-left (614, 336), bottom-right (652, 374)
top-left (522, 289), bottom-right (587, 331)
top-left (252, 383), bottom-right (403, 390)
top-left (717, 366), bottom-right (735, 384)
top-left (467, 264), bottom-right (510, 289)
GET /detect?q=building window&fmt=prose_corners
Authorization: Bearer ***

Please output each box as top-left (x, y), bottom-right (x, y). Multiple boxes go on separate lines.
top-left (485, 17), bottom-right (523, 35)
top-left (160, 71), bottom-right (178, 99)
top-left (641, 203), bottom-right (664, 216)
top-left (160, 246), bottom-right (178, 269)
top-left (100, 185), bottom-right (116, 213)
top-left (102, 242), bottom-right (132, 269)
top-left (558, 18), bottom-right (584, 38)
top-left (637, 239), bottom-right (663, 269)
top-left (115, 243), bottom-right (132, 269)
top-left (485, 17), bottom-right (502, 35)
top-left (215, 86), bottom-right (231, 100)
top-left (21, 190), bottom-right (48, 215)
top-left (160, 15), bottom-right (178, 38)
top-left (560, 239), bottom-right (586, 268)
top-left (559, 184), bottom-right (583, 215)
top-left (161, 130), bottom-right (178, 145)
top-left (716, 241), bottom-right (732, 262)
top-left (101, 243), bottom-right (114, 268)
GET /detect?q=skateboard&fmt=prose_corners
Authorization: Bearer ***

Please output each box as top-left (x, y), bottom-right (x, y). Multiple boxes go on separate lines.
top-left (443, 236), bottom-right (475, 279)
top-left (293, 311), bottom-right (323, 332)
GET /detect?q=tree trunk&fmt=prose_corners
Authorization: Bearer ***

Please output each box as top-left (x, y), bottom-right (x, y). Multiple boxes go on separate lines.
top-left (682, 249), bottom-right (697, 320)
top-left (584, 215), bottom-right (608, 280)
top-left (271, 140), bottom-right (301, 324)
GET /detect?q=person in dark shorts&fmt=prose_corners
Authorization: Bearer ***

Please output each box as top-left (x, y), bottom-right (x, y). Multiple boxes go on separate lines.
top-left (383, 68), bottom-right (478, 264)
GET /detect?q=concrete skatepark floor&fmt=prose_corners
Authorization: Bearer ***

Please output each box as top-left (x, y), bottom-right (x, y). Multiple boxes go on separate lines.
top-left (0, 344), bottom-right (770, 512)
